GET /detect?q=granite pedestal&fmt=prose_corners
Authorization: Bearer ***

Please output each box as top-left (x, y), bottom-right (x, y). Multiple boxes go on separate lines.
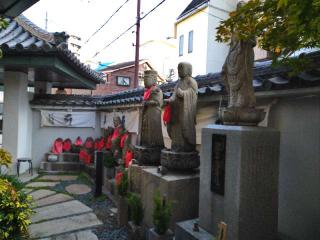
top-left (199, 125), bottom-right (280, 240)
top-left (140, 167), bottom-right (199, 232)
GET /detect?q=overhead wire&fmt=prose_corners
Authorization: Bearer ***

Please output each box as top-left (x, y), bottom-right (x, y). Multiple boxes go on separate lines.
top-left (84, 0), bottom-right (131, 45)
top-left (92, 0), bottom-right (168, 59)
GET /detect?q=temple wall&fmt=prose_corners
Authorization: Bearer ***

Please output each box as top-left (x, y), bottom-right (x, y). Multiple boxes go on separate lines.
top-left (31, 110), bottom-right (102, 168)
top-left (268, 96), bottom-right (320, 240)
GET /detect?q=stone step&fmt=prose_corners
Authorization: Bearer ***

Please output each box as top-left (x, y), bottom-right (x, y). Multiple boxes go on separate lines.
top-left (39, 162), bottom-right (83, 173)
top-left (30, 190), bottom-right (57, 201)
top-left (38, 230), bottom-right (98, 240)
top-left (38, 175), bottom-right (78, 181)
top-left (34, 193), bottom-right (73, 208)
top-left (29, 212), bottom-right (102, 239)
top-left (26, 181), bottom-right (60, 188)
top-left (32, 200), bottom-right (92, 223)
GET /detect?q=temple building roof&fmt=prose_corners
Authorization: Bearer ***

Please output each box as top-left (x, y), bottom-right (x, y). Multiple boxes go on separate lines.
top-left (0, 0), bottom-right (39, 17)
top-left (31, 51), bottom-right (320, 108)
top-left (0, 15), bottom-right (103, 89)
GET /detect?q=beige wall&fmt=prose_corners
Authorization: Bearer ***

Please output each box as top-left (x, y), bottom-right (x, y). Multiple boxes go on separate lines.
top-left (31, 109), bottom-right (102, 168)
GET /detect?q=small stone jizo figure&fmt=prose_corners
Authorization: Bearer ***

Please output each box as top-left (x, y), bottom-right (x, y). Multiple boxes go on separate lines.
top-left (141, 70), bottom-right (164, 148)
top-left (165, 62), bottom-right (198, 152)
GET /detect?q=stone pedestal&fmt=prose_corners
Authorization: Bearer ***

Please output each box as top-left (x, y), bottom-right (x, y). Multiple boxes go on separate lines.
top-left (128, 164), bottom-right (153, 194)
top-left (160, 150), bottom-right (199, 171)
top-left (134, 145), bottom-right (162, 166)
top-left (199, 125), bottom-right (280, 240)
top-left (117, 196), bottom-right (128, 227)
top-left (128, 221), bottom-right (145, 240)
top-left (140, 167), bottom-right (199, 231)
top-left (148, 228), bottom-right (174, 240)
top-left (175, 219), bottom-right (213, 240)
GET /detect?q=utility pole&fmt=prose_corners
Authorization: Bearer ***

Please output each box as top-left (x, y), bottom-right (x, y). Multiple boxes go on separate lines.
top-left (45, 11), bottom-right (48, 30)
top-left (134, 0), bottom-right (141, 88)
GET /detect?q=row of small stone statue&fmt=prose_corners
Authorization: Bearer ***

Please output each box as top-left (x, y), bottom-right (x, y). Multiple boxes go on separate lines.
top-left (135, 62), bottom-right (199, 171)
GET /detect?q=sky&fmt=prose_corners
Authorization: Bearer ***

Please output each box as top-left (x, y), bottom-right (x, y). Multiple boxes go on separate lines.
top-left (23, 0), bottom-right (186, 65)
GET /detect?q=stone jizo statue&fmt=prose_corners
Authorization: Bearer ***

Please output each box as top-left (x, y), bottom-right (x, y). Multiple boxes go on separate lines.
top-left (141, 70), bottom-right (164, 148)
top-left (165, 62), bottom-right (198, 152)
top-left (220, 1), bottom-right (265, 125)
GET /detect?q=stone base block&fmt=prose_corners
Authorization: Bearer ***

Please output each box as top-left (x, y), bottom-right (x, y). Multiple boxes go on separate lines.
top-left (128, 221), bottom-right (145, 240)
top-left (39, 162), bottom-right (83, 173)
top-left (140, 167), bottom-right (199, 231)
top-left (161, 150), bottom-right (199, 171)
top-left (128, 164), bottom-right (153, 194)
top-left (45, 153), bottom-right (80, 162)
top-left (134, 145), bottom-right (162, 166)
top-left (148, 228), bottom-right (174, 240)
top-left (175, 219), bottom-right (213, 240)
top-left (220, 107), bottom-right (266, 126)
top-left (200, 125), bottom-right (279, 240)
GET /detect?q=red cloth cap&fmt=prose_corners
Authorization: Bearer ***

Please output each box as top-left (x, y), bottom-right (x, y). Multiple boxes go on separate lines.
top-left (63, 139), bottom-right (72, 152)
top-left (52, 138), bottom-right (63, 154)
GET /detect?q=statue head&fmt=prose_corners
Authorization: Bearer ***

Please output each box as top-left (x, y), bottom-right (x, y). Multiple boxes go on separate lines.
top-left (237, 1), bottom-right (245, 10)
top-left (113, 115), bottom-right (122, 128)
top-left (144, 70), bottom-right (157, 88)
top-left (178, 62), bottom-right (192, 79)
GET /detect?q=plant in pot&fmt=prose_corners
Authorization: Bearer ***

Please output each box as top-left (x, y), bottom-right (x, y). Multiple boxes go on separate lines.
top-left (127, 193), bottom-right (145, 240)
top-left (149, 191), bottom-right (173, 240)
top-left (116, 168), bottom-right (129, 227)
top-left (103, 151), bottom-right (117, 179)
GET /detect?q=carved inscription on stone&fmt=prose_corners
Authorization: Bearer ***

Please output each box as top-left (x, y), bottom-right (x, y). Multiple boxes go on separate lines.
top-left (211, 134), bottom-right (226, 195)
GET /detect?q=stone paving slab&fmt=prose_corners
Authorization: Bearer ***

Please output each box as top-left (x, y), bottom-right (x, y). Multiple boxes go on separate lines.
top-left (35, 193), bottom-right (73, 208)
top-left (38, 230), bottom-right (98, 240)
top-left (30, 190), bottom-right (56, 201)
top-left (32, 200), bottom-right (92, 223)
top-left (26, 182), bottom-right (60, 188)
top-left (38, 175), bottom-right (78, 181)
top-left (66, 184), bottom-right (91, 195)
top-left (29, 212), bottom-right (103, 239)
top-left (24, 188), bottom-right (34, 194)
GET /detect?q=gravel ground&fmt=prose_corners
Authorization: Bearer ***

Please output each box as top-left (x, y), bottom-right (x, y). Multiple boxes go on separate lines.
top-left (52, 175), bottom-right (128, 240)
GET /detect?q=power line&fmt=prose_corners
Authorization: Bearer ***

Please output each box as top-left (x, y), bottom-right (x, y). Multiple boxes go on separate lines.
top-left (92, 23), bottom-right (136, 58)
top-left (92, 0), bottom-right (168, 59)
top-left (140, 0), bottom-right (167, 20)
top-left (84, 0), bottom-right (131, 45)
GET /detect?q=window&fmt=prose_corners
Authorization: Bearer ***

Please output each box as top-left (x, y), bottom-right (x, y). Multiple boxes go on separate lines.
top-left (116, 76), bottom-right (130, 86)
top-left (188, 31), bottom-right (193, 53)
top-left (179, 35), bottom-right (184, 56)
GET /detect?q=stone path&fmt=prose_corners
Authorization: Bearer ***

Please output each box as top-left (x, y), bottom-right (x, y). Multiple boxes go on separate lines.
top-left (25, 175), bottom-right (102, 239)
top-left (66, 184), bottom-right (92, 195)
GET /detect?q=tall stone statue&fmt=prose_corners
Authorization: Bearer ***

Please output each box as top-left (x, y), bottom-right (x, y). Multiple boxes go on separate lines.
top-left (165, 62), bottom-right (198, 152)
top-left (161, 62), bottom-right (200, 171)
top-left (134, 70), bottom-right (164, 166)
top-left (141, 70), bottom-right (164, 148)
top-left (220, 1), bottom-right (265, 125)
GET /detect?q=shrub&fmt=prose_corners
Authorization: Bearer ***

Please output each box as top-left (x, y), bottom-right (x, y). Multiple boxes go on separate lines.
top-left (153, 191), bottom-right (172, 235)
top-left (127, 193), bottom-right (144, 225)
top-left (0, 148), bottom-right (12, 170)
top-left (0, 178), bottom-right (33, 240)
top-left (103, 151), bottom-right (117, 168)
top-left (116, 169), bottom-right (128, 197)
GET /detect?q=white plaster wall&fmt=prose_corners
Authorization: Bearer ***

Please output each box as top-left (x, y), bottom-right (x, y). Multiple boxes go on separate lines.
top-left (2, 72), bottom-right (33, 174)
top-left (206, 0), bottom-right (238, 73)
top-left (31, 110), bottom-right (102, 168)
top-left (176, 9), bottom-right (209, 76)
top-left (140, 40), bottom-right (178, 80)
